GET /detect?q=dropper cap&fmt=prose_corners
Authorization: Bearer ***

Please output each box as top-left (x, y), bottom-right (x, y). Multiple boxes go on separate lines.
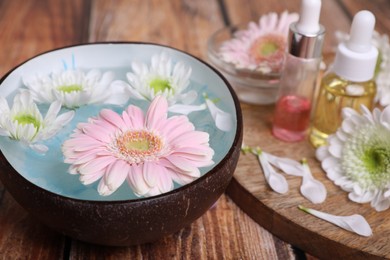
top-left (288, 0), bottom-right (325, 59)
top-left (332, 10), bottom-right (378, 82)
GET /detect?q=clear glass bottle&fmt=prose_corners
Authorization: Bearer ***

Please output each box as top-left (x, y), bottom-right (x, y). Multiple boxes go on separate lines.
top-left (272, 0), bottom-right (325, 142)
top-left (310, 10), bottom-right (378, 147)
top-left (272, 55), bottom-right (321, 141)
top-left (310, 73), bottom-right (376, 147)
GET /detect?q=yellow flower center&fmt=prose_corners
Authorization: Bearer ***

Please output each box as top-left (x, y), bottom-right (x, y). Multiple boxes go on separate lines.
top-left (115, 130), bottom-right (163, 164)
top-left (57, 84), bottom-right (83, 93)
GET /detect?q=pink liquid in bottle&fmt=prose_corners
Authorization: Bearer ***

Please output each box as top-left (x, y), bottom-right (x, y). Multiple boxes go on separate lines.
top-left (272, 95), bottom-right (311, 142)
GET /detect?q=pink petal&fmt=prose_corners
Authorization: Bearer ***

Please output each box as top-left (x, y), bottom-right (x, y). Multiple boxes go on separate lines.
top-left (97, 178), bottom-right (114, 196)
top-left (170, 131), bottom-right (210, 148)
top-left (160, 116), bottom-right (194, 141)
top-left (104, 160), bottom-right (128, 192)
top-left (99, 109), bottom-right (127, 129)
top-left (81, 123), bottom-right (114, 143)
top-left (145, 95), bottom-right (168, 130)
top-left (156, 166), bottom-right (174, 193)
top-left (127, 164), bottom-right (150, 196)
top-left (169, 169), bottom-right (196, 185)
top-left (79, 170), bottom-right (105, 185)
top-left (143, 162), bottom-right (158, 187)
top-left (162, 156), bottom-right (201, 178)
top-left (126, 105), bottom-right (145, 128)
top-left (78, 156), bottom-right (117, 175)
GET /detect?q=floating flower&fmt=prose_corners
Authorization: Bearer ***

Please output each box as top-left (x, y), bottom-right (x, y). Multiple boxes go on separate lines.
top-left (298, 205), bottom-right (372, 237)
top-left (0, 90), bottom-right (74, 153)
top-left (62, 95), bottom-right (215, 197)
top-left (335, 30), bottom-right (390, 106)
top-left (204, 94), bottom-right (233, 132)
top-left (219, 11), bottom-right (299, 72)
top-left (23, 69), bottom-right (128, 109)
top-left (316, 105), bottom-right (390, 211)
top-left (115, 52), bottom-right (197, 108)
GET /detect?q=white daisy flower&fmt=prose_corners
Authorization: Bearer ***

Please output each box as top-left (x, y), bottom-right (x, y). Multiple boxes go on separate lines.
top-left (117, 52), bottom-right (197, 107)
top-left (0, 90), bottom-right (74, 153)
top-left (316, 105), bottom-right (390, 211)
top-left (23, 69), bottom-right (128, 109)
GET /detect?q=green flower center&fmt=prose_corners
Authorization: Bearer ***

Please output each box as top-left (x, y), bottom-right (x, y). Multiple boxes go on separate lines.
top-left (249, 34), bottom-right (285, 58)
top-left (260, 42), bottom-right (278, 56)
top-left (341, 125), bottom-right (390, 189)
top-left (14, 114), bottom-right (41, 129)
top-left (57, 84), bottom-right (83, 93)
top-left (362, 147), bottom-right (389, 174)
top-left (149, 78), bottom-right (172, 94)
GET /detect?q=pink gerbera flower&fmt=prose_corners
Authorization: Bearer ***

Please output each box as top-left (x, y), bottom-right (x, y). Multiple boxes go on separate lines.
top-left (219, 11), bottom-right (299, 73)
top-left (62, 96), bottom-right (215, 197)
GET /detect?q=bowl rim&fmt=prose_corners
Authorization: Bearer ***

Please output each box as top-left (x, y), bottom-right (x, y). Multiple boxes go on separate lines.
top-left (0, 41), bottom-right (243, 205)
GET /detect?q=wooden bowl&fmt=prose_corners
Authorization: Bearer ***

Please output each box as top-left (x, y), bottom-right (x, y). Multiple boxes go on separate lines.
top-left (0, 43), bottom-right (243, 246)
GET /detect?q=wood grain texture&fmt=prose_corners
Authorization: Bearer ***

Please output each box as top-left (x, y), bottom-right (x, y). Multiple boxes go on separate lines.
top-left (339, 0), bottom-right (390, 34)
top-left (69, 196), bottom-right (294, 260)
top-left (0, 0), bottom-right (90, 76)
top-left (0, 0), bottom-right (297, 259)
top-left (0, 191), bottom-right (65, 259)
top-left (226, 104), bottom-right (390, 259)
top-left (0, 1), bottom-right (91, 259)
top-left (88, 0), bottom-right (224, 58)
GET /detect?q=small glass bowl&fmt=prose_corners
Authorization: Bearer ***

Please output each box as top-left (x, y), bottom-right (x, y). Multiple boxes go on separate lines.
top-left (207, 25), bottom-right (282, 105)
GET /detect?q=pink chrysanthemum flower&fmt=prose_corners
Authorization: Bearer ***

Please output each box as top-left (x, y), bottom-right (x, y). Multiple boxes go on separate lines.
top-left (219, 11), bottom-right (299, 73)
top-left (62, 96), bottom-right (215, 197)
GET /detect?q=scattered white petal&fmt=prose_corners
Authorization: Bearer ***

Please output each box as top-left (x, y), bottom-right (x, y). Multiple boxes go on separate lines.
top-left (204, 97), bottom-right (233, 132)
top-left (298, 205), bottom-right (372, 237)
top-left (168, 103), bottom-right (206, 115)
top-left (300, 159), bottom-right (327, 204)
top-left (252, 147), bottom-right (288, 194)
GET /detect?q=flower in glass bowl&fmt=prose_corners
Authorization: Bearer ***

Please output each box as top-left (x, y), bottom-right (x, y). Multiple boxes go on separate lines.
top-left (219, 11), bottom-right (299, 73)
top-left (316, 105), bottom-right (390, 211)
top-left (62, 95), bottom-right (215, 197)
top-left (23, 69), bottom-right (129, 109)
top-left (0, 90), bottom-right (74, 153)
top-left (114, 52), bottom-right (197, 109)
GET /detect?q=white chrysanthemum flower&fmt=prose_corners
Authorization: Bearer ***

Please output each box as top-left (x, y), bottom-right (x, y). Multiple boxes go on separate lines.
top-left (335, 30), bottom-right (390, 106)
top-left (23, 69), bottom-right (128, 109)
top-left (0, 90), bottom-right (74, 153)
top-left (316, 105), bottom-right (390, 211)
top-left (119, 52), bottom-right (197, 107)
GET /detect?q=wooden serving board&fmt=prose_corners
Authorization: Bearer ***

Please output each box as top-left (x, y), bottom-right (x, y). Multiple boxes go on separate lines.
top-left (225, 103), bottom-right (389, 259)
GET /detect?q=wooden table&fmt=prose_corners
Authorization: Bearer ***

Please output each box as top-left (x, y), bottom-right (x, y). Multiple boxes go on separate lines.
top-left (0, 0), bottom-right (388, 259)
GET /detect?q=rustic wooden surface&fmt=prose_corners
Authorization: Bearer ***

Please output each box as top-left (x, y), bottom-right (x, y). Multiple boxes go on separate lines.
top-left (224, 0), bottom-right (390, 259)
top-left (0, 0), bottom-right (387, 259)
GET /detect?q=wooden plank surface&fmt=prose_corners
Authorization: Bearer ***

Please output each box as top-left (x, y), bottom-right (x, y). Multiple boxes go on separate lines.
top-left (0, 0), bottom-right (296, 259)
